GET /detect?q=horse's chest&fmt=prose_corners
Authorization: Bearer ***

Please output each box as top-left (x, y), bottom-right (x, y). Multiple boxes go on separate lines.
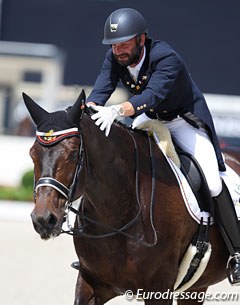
top-left (78, 242), bottom-right (137, 288)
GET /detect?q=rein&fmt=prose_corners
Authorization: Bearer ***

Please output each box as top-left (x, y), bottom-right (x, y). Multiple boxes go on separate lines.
top-left (62, 128), bottom-right (158, 247)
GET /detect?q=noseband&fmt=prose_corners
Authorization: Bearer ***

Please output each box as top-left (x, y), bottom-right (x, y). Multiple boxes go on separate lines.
top-left (35, 177), bottom-right (70, 199)
top-left (34, 130), bottom-right (84, 203)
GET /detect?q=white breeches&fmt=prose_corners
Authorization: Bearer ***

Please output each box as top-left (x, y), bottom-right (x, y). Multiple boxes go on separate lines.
top-left (132, 114), bottom-right (222, 197)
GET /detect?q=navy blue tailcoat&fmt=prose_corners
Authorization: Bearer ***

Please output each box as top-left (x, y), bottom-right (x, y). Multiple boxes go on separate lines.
top-left (87, 38), bottom-right (225, 171)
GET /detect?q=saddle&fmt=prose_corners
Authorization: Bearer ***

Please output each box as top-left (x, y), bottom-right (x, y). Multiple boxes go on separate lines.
top-left (134, 119), bottom-right (212, 213)
top-left (176, 147), bottom-right (212, 213)
top-left (156, 138), bottom-right (213, 292)
top-left (174, 147), bottom-right (212, 291)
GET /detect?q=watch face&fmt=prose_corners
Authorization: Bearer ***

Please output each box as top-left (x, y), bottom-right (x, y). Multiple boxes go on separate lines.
top-left (117, 106), bottom-right (124, 116)
top-left (119, 107), bottom-right (125, 115)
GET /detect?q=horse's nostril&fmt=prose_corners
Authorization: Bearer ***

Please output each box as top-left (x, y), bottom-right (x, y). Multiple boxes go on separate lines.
top-left (47, 213), bottom-right (58, 228)
top-left (31, 210), bottom-right (61, 239)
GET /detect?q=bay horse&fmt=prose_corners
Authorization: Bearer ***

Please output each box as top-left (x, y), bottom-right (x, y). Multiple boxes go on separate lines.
top-left (23, 90), bottom-right (240, 305)
top-left (223, 147), bottom-right (240, 174)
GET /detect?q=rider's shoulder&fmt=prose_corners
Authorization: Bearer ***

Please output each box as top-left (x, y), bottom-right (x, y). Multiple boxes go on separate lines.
top-left (150, 39), bottom-right (179, 59)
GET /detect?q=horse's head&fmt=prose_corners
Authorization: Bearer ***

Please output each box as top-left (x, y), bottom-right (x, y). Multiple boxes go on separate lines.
top-left (23, 90), bottom-right (86, 239)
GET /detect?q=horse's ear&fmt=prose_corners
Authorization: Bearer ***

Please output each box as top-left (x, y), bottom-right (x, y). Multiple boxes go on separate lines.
top-left (76, 89), bottom-right (86, 107)
top-left (67, 89), bottom-right (86, 124)
top-left (22, 92), bottom-right (49, 125)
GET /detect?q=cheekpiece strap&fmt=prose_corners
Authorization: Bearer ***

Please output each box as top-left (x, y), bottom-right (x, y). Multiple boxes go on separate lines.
top-left (36, 127), bottom-right (80, 146)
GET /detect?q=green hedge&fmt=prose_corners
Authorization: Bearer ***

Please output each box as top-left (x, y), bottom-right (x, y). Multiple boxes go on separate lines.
top-left (0, 169), bottom-right (34, 202)
top-left (21, 170), bottom-right (34, 189)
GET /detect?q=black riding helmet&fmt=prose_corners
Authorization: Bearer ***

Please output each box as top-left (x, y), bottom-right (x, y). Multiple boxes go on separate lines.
top-left (102, 8), bottom-right (148, 45)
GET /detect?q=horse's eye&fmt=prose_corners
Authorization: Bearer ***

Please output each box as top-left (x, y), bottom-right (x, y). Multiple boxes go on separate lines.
top-left (69, 150), bottom-right (78, 161)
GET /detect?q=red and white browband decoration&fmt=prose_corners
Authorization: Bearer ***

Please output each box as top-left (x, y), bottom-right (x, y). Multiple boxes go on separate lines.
top-left (36, 127), bottom-right (80, 145)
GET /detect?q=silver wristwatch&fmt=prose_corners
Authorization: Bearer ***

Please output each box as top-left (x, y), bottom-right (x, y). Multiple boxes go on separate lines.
top-left (115, 105), bottom-right (125, 116)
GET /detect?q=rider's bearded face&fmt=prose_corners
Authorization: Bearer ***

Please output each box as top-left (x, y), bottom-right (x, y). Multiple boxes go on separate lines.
top-left (112, 37), bottom-right (140, 67)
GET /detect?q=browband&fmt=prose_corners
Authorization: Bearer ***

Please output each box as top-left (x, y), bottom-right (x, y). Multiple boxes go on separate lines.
top-left (36, 127), bottom-right (79, 146)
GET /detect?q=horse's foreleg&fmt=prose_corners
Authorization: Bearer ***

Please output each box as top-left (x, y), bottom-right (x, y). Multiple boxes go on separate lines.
top-left (74, 271), bottom-right (117, 305)
top-left (74, 272), bottom-right (95, 305)
top-left (176, 287), bottom-right (208, 305)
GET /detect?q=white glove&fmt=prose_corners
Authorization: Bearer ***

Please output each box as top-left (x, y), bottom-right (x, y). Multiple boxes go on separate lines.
top-left (89, 104), bottom-right (124, 137)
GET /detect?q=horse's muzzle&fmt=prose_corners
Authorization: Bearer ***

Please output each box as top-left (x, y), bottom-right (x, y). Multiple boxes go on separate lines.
top-left (31, 209), bottom-right (63, 240)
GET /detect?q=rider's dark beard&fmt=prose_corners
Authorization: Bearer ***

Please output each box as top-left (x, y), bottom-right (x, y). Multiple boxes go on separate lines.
top-left (114, 43), bottom-right (143, 67)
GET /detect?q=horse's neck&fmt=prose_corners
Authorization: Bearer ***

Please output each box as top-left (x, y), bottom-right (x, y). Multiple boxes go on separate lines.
top-left (80, 115), bottom-right (136, 225)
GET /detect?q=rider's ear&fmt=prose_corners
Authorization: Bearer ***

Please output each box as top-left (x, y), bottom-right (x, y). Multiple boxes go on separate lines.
top-left (140, 34), bottom-right (146, 46)
top-left (67, 89), bottom-right (86, 124)
top-left (22, 92), bottom-right (49, 125)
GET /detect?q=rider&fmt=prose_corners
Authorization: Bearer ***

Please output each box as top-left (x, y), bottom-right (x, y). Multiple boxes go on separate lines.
top-left (84, 8), bottom-right (240, 285)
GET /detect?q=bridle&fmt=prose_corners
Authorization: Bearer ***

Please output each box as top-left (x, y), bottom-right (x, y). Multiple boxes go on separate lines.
top-left (34, 132), bottom-right (84, 203)
top-left (34, 121), bottom-right (158, 247)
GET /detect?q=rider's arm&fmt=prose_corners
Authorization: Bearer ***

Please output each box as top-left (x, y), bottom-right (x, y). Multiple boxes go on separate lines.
top-left (87, 49), bottom-right (119, 106)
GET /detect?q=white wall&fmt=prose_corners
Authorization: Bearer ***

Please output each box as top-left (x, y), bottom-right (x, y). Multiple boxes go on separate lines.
top-left (0, 135), bottom-right (34, 187)
top-left (205, 93), bottom-right (240, 138)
